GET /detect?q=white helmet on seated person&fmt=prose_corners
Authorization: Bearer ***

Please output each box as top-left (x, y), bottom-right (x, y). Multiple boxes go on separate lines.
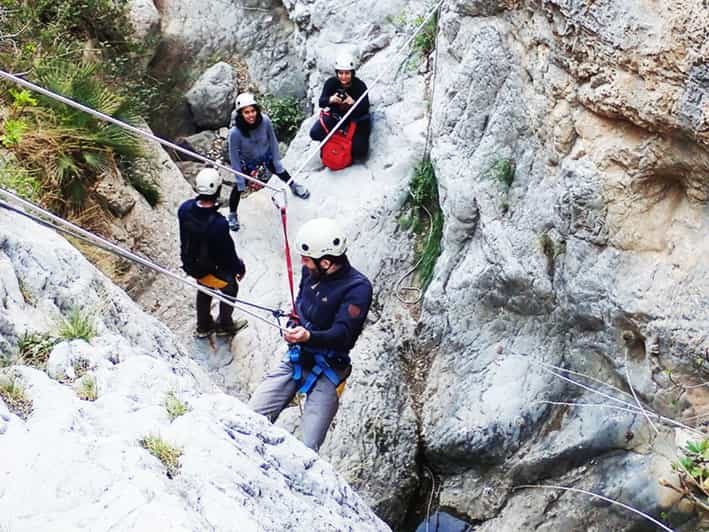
top-left (195, 168), bottom-right (222, 196)
top-left (235, 92), bottom-right (258, 111)
top-left (334, 51), bottom-right (357, 72)
top-left (296, 218), bottom-right (348, 259)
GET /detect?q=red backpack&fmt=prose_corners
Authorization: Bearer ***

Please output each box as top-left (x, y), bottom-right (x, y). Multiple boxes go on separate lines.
top-left (319, 112), bottom-right (357, 171)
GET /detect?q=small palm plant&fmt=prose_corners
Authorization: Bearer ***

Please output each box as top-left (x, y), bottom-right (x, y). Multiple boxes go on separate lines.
top-left (10, 60), bottom-right (144, 212)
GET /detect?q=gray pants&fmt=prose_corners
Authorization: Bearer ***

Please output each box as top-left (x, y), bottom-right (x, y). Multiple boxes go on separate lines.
top-left (249, 358), bottom-right (347, 452)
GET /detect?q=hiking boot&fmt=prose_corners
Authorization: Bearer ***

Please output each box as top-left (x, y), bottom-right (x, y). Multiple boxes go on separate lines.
top-left (215, 318), bottom-right (249, 336)
top-left (194, 324), bottom-right (214, 338)
top-left (289, 181), bottom-right (310, 199)
top-left (228, 212), bottom-right (240, 232)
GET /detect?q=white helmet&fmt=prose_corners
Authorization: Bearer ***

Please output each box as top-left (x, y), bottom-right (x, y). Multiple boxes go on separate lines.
top-left (195, 168), bottom-right (222, 195)
top-left (235, 92), bottom-right (257, 111)
top-left (295, 218), bottom-right (348, 259)
top-left (334, 51), bottom-right (357, 71)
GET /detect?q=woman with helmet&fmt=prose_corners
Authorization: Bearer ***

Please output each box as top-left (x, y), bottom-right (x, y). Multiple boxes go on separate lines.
top-left (227, 92), bottom-right (310, 232)
top-left (249, 217), bottom-right (373, 452)
top-left (309, 51), bottom-right (371, 161)
top-left (177, 168), bottom-right (248, 337)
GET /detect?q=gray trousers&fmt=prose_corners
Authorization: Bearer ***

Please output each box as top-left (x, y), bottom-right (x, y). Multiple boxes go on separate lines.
top-left (249, 358), bottom-right (347, 452)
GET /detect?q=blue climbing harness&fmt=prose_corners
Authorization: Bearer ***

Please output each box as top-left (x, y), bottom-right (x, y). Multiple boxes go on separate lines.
top-left (288, 344), bottom-right (345, 395)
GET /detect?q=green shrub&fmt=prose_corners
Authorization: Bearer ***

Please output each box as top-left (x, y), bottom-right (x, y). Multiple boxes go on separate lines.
top-left (0, 374), bottom-right (33, 420)
top-left (140, 435), bottom-right (182, 478)
top-left (260, 95), bottom-right (305, 144)
top-left (165, 392), bottom-right (189, 421)
top-left (16, 332), bottom-right (58, 369)
top-left (0, 163), bottom-right (42, 202)
top-left (489, 158), bottom-right (515, 190)
top-left (412, 12), bottom-right (438, 58)
top-left (402, 159), bottom-right (444, 289)
top-left (0, 118), bottom-right (27, 147)
top-left (0, 0), bottom-right (161, 214)
top-left (57, 307), bottom-right (96, 342)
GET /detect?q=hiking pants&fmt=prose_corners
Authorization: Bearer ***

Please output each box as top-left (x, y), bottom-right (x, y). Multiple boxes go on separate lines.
top-left (309, 116), bottom-right (371, 160)
top-left (249, 358), bottom-right (348, 452)
top-left (228, 162), bottom-right (292, 213)
top-left (196, 274), bottom-right (238, 329)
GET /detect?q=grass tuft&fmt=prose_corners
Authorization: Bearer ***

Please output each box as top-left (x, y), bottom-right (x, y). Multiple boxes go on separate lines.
top-left (76, 374), bottom-right (98, 401)
top-left (57, 307), bottom-right (97, 342)
top-left (16, 332), bottom-right (58, 370)
top-left (140, 435), bottom-right (183, 478)
top-left (165, 392), bottom-right (189, 421)
top-left (0, 374), bottom-right (33, 420)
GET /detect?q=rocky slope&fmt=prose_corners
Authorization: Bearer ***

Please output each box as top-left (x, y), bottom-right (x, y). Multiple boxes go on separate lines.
top-left (0, 208), bottom-right (388, 531)
top-left (2, 0), bottom-right (707, 530)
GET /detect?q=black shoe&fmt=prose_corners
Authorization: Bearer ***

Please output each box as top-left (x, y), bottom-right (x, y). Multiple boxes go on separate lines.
top-left (194, 324), bottom-right (215, 338)
top-left (215, 318), bottom-right (249, 336)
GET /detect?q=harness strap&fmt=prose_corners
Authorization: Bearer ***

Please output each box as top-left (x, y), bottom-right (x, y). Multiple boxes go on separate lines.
top-left (288, 346), bottom-right (344, 395)
top-left (319, 111), bottom-right (357, 139)
top-left (288, 344), bottom-right (303, 381)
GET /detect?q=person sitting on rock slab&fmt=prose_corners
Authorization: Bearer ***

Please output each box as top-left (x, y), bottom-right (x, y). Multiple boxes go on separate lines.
top-left (227, 93), bottom-right (310, 232)
top-left (309, 51), bottom-right (371, 163)
top-left (178, 168), bottom-right (248, 338)
top-left (249, 218), bottom-right (372, 452)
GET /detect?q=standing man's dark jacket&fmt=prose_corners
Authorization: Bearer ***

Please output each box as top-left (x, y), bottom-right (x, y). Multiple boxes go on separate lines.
top-left (178, 199), bottom-right (245, 278)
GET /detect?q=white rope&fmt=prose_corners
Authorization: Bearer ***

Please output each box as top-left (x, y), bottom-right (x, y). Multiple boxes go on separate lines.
top-left (513, 485), bottom-right (673, 532)
top-left (290, 0), bottom-right (444, 182)
top-left (0, 187), bottom-right (287, 331)
top-left (0, 69), bottom-right (287, 201)
top-left (624, 350), bottom-right (659, 434)
top-left (535, 400), bottom-right (706, 438)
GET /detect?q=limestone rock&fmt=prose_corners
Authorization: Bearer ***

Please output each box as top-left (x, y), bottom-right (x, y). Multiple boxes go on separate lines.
top-left (185, 62), bottom-right (236, 130)
top-left (158, 1), bottom-right (305, 97)
top-left (0, 209), bottom-right (389, 531)
top-left (94, 169), bottom-right (137, 217)
top-left (127, 0), bottom-right (160, 41)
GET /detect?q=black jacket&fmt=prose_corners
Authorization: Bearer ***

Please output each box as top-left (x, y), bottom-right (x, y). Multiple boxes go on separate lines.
top-left (317, 76), bottom-right (370, 121)
top-left (178, 199), bottom-right (245, 277)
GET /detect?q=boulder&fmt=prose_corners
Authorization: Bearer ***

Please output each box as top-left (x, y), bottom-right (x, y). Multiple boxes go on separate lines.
top-left (185, 62), bottom-right (236, 130)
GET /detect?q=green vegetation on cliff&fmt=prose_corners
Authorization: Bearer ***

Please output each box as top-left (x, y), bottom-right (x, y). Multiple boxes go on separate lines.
top-left (0, 0), bottom-right (160, 214)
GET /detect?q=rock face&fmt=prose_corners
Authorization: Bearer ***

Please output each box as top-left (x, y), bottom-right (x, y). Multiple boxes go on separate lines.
top-left (157, 0), bottom-right (305, 97)
top-left (185, 62), bottom-right (237, 130)
top-left (0, 209), bottom-right (389, 532)
top-left (127, 0), bottom-right (161, 41)
top-left (134, 0), bottom-right (707, 529)
top-left (416, 0), bottom-right (709, 528)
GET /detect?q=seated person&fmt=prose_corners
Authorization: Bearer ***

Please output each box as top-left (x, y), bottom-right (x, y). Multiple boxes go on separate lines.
top-left (309, 51), bottom-right (371, 160)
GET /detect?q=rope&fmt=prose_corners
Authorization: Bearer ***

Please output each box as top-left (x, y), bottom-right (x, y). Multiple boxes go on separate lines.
top-left (0, 69), bottom-right (286, 200)
top-left (278, 206), bottom-right (298, 318)
top-left (0, 187), bottom-right (288, 331)
top-left (289, 0), bottom-right (444, 182)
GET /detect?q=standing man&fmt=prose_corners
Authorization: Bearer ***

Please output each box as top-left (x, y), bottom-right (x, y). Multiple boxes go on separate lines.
top-left (178, 168), bottom-right (248, 338)
top-left (249, 218), bottom-right (372, 451)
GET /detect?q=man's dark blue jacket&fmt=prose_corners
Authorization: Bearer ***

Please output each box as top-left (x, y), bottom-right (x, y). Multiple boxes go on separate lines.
top-left (296, 259), bottom-right (372, 358)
